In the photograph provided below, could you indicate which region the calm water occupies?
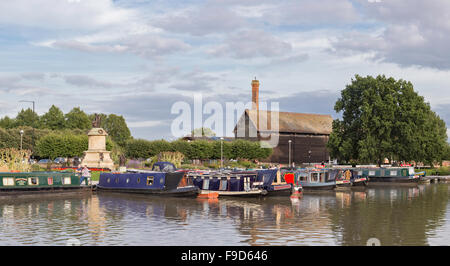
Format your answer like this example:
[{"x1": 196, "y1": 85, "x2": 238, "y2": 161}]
[{"x1": 0, "y1": 184, "x2": 449, "y2": 246}]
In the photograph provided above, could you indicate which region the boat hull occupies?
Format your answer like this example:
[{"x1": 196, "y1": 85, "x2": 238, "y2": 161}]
[
  {"x1": 96, "y1": 186, "x2": 199, "y2": 197},
  {"x1": 368, "y1": 176, "x2": 419, "y2": 185},
  {"x1": 299, "y1": 182, "x2": 336, "y2": 191}
]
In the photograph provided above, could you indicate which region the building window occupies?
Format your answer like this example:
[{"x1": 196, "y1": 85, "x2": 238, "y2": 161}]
[
  {"x1": 147, "y1": 176, "x2": 154, "y2": 186},
  {"x1": 3, "y1": 178, "x2": 14, "y2": 186}
]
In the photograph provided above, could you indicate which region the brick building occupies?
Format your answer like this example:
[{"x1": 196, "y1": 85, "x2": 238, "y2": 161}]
[{"x1": 234, "y1": 79, "x2": 333, "y2": 164}]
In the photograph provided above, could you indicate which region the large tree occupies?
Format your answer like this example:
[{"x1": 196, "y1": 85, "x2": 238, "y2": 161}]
[
  {"x1": 65, "y1": 107, "x2": 91, "y2": 130},
  {"x1": 15, "y1": 108, "x2": 39, "y2": 128},
  {"x1": 103, "y1": 114, "x2": 131, "y2": 146},
  {"x1": 328, "y1": 75, "x2": 448, "y2": 166},
  {"x1": 40, "y1": 105, "x2": 66, "y2": 130}
]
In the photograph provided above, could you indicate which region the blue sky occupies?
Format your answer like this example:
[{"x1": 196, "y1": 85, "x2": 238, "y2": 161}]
[{"x1": 0, "y1": 0, "x2": 449, "y2": 140}]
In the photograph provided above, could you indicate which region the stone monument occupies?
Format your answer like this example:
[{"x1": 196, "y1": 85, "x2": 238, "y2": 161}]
[{"x1": 81, "y1": 114, "x2": 114, "y2": 170}]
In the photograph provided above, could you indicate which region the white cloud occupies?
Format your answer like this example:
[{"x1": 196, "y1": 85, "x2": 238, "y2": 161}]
[
  {"x1": 0, "y1": 0, "x2": 135, "y2": 30},
  {"x1": 332, "y1": 0, "x2": 450, "y2": 69},
  {"x1": 128, "y1": 120, "x2": 165, "y2": 128},
  {"x1": 209, "y1": 30, "x2": 292, "y2": 59}
]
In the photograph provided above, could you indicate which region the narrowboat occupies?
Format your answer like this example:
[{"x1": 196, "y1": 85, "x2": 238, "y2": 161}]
[
  {"x1": 331, "y1": 168, "x2": 368, "y2": 187},
  {"x1": 350, "y1": 169, "x2": 369, "y2": 186},
  {"x1": 0, "y1": 171, "x2": 91, "y2": 195},
  {"x1": 355, "y1": 167, "x2": 419, "y2": 185},
  {"x1": 187, "y1": 169, "x2": 293, "y2": 197},
  {"x1": 283, "y1": 168, "x2": 336, "y2": 191},
  {"x1": 331, "y1": 169, "x2": 352, "y2": 189},
  {"x1": 97, "y1": 170, "x2": 199, "y2": 197}
]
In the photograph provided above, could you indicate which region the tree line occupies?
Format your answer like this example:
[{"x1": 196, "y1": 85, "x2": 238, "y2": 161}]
[
  {"x1": 0, "y1": 105, "x2": 131, "y2": 147},
  {"x1": 328, "y1": 75, "x2": 450, "y2": 166},
  {"x1": 125, "y1": 139, "x2": 272, "y2": 161}
]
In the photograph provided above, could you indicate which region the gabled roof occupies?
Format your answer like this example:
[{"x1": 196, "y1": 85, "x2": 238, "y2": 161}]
[{"x1": 234, "y1": 109, "x2": 333, "y2": 135}]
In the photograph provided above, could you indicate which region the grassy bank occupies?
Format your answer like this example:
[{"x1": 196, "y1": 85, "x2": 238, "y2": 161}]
[{"x1": 424, "y1": 167, "x2": 450, "y2": 176}]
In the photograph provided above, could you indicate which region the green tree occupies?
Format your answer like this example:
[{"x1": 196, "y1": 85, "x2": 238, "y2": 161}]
[
  {"x1": 0, "y1": 116, "x2": 15, "y2": 129},
  {"x1": 103, "y1": 114, "x2": 131, "y2": 146},
  {"x1": 191, "y1": 127, "x2": 216, "y2": 137},
  {"x1": 15, "y1": 108, "x2": 39, "y2": 128},
  {"x1": 65, "y1": 107, "x2": 91, "y2": 130},
  {"x1": 328, "y1": 75, "x2": 448, "y2": 165},
  {"x1": 40, "y1": 105, "x2": 66, "y2": 130}
]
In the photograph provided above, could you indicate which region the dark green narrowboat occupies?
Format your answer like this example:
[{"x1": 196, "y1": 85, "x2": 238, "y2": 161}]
[
  {"x1": 354, "y1": 167, "x2": 419, "y2": 185},
  {"x1": 0, "y1": 172, "x2": 92, "y2": 195}
]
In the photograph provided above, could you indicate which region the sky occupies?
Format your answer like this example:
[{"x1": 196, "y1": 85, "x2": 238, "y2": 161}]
[{"x1": 0, "y1": 0, "x2": 449, "y2": 140}]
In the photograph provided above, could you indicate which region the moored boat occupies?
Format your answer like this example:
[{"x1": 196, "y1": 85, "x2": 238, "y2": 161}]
[
  {"x1": 187, "y1": 169, "x2": 293, "y2": 197},
  {"x1": 355, "y1": 167, "x2": 419, "y2": 185},
  {"x1": 0, "y1": 171, "x2": 92, "y2": 195},
  {"x1": 284, "y1": 168, "x2": 336, "y2": 191},
  {"x1": 331, "y1": 169, "x2": 352, "y2": 189},
  {"x1": 97, "y1": 162, "x2": 198, "y2": 197}
]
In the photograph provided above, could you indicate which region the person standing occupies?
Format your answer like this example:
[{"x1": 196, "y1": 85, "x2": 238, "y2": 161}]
[{"x1": 80, "y1": 165, "x2": 91, "y2": 185}]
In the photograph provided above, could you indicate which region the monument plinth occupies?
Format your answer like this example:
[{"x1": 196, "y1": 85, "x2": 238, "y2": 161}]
[{"x1": 81, "y1": 128, "x2": 114, "y2": 170}]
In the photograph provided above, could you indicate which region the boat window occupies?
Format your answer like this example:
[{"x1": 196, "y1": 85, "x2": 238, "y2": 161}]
[
  {"x1": 299, "y1": 175, "x2": 307, "y2": 181},
  {"x1": 311, "y1": 173, "x2": 319, "y2": 183},
  {"x1": 320, "y1": 173, "x2": 325, "y2": 182},
  {"x1": 137, "y1": 178, "x2": 141, "y2": 184},
  {"x1": 358, "y1": 171, "x2": 363, "y2": 176},
  {"x1": 147, "y1": 176, "x2": 154, "y2": 186},
  {"x1": 63, "y1": 177, "x2": 71, "y2": 185},
  {"x1": 107, "y1": 178, "x2": 111, "y2": 183},
  {"x1": 126, "y1": 178, "x2": 130, "y2": 183},
  {"x1": 115, "y1": 178, "x2": 119, "y2": 183},
  {"x1": 28, "y1": 177, "x2": 39, "y2": 185},
  {"x1": 48, "y1": 177, "x2": 53, "y2": 185},
  {"x1": 408, "y1": 168, "x2": 414, "y2": 175},
  {"x1": 2, "y1": 178, "x2": 14, "y2": 186},
  {"x1": 369, "y1": 171, "x2": 375, "y2": 176},
  {"x1": 390, "y1": 171, "x2": 397, "y2": 176},
  {"x1": 219, "y1": 179, "x2": 227, "y2": 190},
  {"x1": 202, "y1": 179, "x2": 210, "y2": 190}
]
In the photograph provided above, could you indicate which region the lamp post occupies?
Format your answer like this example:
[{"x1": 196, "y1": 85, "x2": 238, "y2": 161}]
[
  {"x1": 19, "y1": 100, "x2": 36, "y2": 153},
  {"x1": 220, "y1": 137, "x2": 224, "y2": 169},
  {"x1": 20, "y1": 130, "x2": 24, "y2": 150},
  {"x1": 308, "y1": 150, "x2": 312, "y2": 166},
  {"x1": 288, "y1": 140, "x2": 292, "y2": 168}
]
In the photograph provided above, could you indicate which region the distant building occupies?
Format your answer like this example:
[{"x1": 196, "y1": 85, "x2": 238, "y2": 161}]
[{"x1": 234, "y1": 79, "x2": 333, "y2": 164}]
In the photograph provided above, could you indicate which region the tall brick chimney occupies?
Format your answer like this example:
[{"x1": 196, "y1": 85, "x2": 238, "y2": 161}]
[{"x1": 251, "y1": 78, "x2": 259, "y2": 110}]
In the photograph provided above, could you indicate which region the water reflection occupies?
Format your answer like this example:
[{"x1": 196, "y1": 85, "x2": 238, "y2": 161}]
[{"x1": 0, "y1": 184, "x2": 448, "y2": 246}]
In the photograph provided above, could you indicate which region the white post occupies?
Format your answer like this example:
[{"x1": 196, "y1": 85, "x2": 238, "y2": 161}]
[{"x1": 220, "y1": 137, "x2": 224, "y2": 169}]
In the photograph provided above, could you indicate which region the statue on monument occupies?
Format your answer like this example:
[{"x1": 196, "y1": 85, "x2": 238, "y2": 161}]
[
  {"x1": 81, "y1": 113, "x2": 114, "y2": 170},
  {"x1": 92, "y1": 113, "x2": 102, "y2": 128}
]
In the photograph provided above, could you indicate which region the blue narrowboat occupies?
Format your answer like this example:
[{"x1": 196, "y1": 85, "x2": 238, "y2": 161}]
[
  {"x1": 97, "y1": 169, "x2": 199, "y2": 197},
  {"x1": 187, "y1": 169, "x2": 293, "y2": 197}
]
